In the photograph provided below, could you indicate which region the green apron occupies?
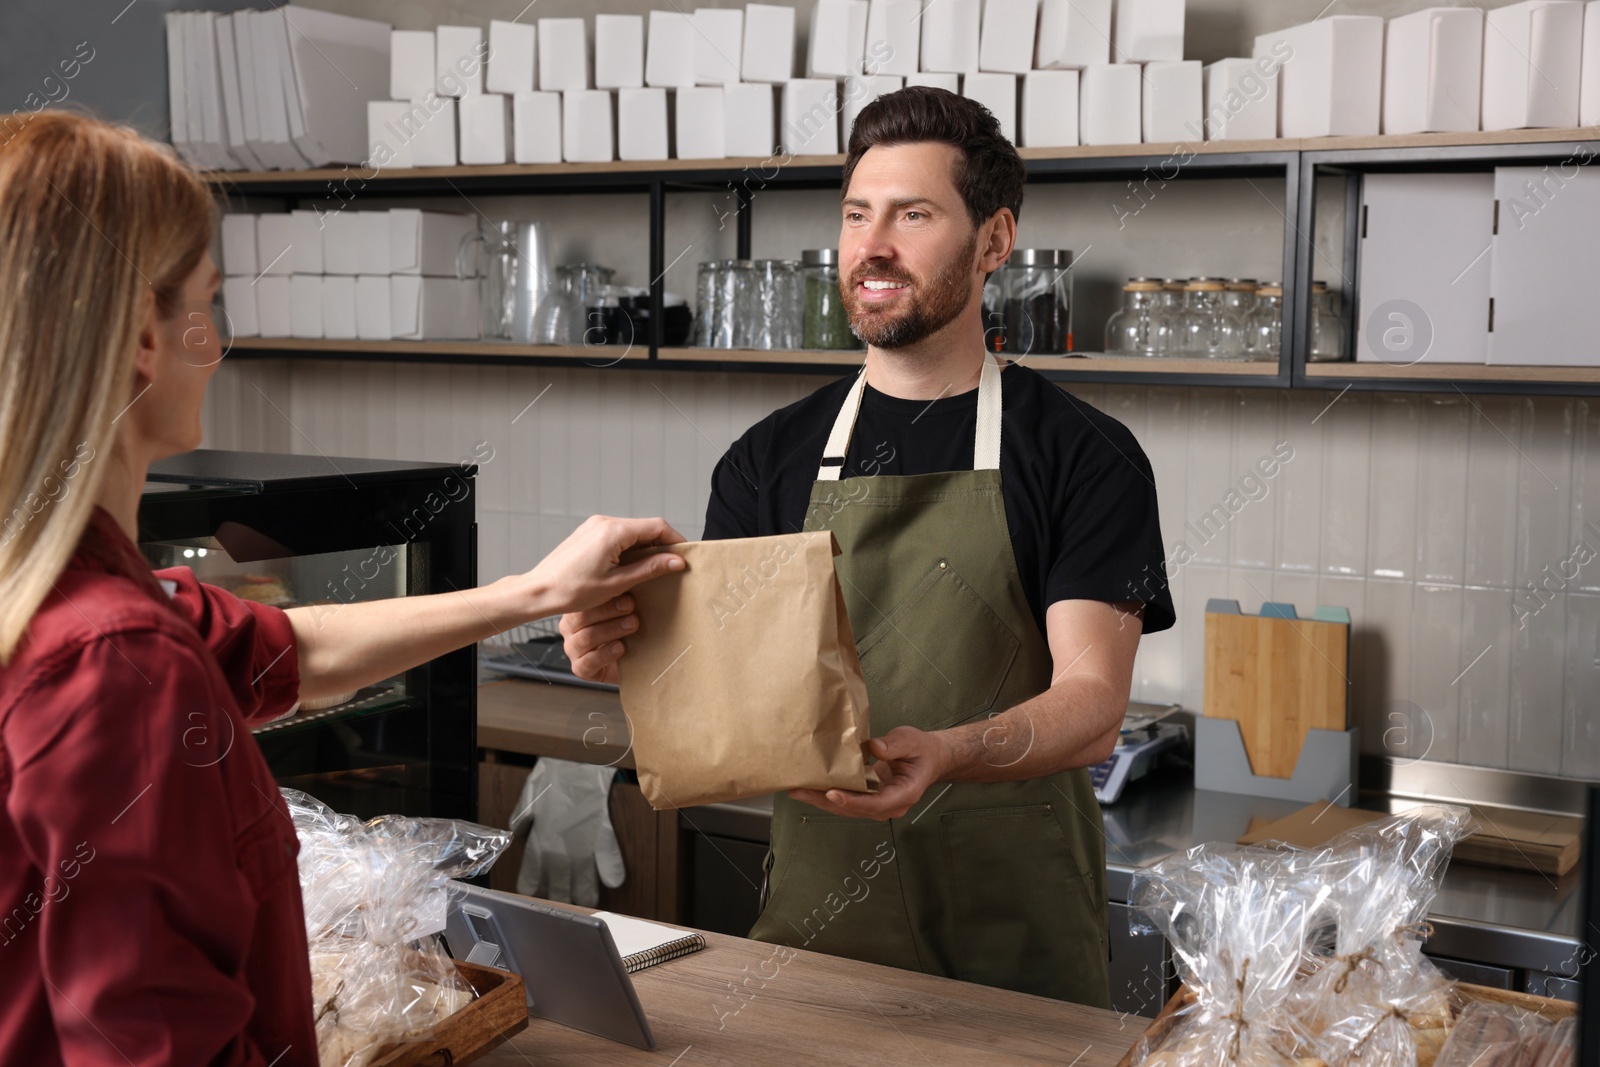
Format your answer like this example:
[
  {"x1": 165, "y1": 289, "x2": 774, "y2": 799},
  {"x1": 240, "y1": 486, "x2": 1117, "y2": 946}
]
[{"x1": 747, "y1": 353, "x2": 1111, "y2": 1008}]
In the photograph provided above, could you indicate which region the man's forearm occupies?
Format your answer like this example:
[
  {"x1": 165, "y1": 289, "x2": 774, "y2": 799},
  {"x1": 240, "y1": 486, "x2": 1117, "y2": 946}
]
[{"x1": 936, "y1": 676, "x2": 1126, "y2": 784}]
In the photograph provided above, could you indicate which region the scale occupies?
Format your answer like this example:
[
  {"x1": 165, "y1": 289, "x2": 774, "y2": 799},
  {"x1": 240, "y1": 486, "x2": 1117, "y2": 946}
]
[{"x1": 1090, "y1": 702, "x2": 1187, "y2": 805}]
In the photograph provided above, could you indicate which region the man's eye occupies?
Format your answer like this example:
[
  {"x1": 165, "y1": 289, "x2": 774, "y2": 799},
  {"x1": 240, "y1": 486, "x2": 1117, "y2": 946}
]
[{"x1": 905, "y1": 211, "x2": 923, "y2": 221}]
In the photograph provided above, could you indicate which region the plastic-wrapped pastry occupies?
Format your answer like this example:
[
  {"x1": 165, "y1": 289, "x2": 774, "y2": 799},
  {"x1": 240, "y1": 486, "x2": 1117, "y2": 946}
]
[
  {"x1": 1432, "y1": 1001, "x2": 1550, "y2": 1067},
  {"x1": 285, "y1": 789, "x2": 510, "y2": 1067}
]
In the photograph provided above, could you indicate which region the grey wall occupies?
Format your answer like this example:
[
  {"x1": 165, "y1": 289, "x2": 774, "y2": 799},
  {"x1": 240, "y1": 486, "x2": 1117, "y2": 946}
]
[{"x1": 0, "y1": 0, "x2": 265, "y2": 139}]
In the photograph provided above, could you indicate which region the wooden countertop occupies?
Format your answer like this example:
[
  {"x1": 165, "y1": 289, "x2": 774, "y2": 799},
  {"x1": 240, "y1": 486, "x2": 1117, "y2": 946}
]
[
  {"x1": 478, "y1": 678, "x2": 632, "y2": 768},
  {"x1": 475, "y1": 916, "x2": 1139, "y2": 1066}
]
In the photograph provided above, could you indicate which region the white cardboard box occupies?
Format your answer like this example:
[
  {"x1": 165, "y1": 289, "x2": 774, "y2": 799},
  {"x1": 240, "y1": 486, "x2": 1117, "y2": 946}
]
[
  {"x1": 1079, "y1": 63, "x2": 1141, "y2": 145},
  {"x1": 391, "y1": 276, "x2": 481, "y2": 340},
  {"x1": 322, "y1": 274, "x2": 358, "y2": 340},
  {"x1": 1357, "y1": 173, "x2": 1493, "y2": 364},
  {"x1": 1382, "y1": 8, "x2": 1482, "y2": 134},
  {"x1": 1482, "y1": 1, "x2": 1585, "y2": 130},
  {"x1": 563, "y1": 89, "x2": 615, "y2": 162},
  {"x1": 1586, "y1": 1, "x2": 1600, "y2": 126},
  {"x1": 1036, "y1": 0, "x2": 1111, "y2": 69},
  {"x1": 809, "y1": 0, "x2": 869, "y2": 78},
  {"x1": 356, "y1": 211, "x2": 390, "y2": 275},
  {"x1": 595, "y1": 14, "x2": 644, "y2": 89},
  {"x1": 694, "y1": 9, "x2": 744, "y2": 84},
  {"x1": 980, "y1": 0, "x2": 1039, "y2": 74},
  {"x1": 865, "y1": 0, "x2": 919, "y2": 75},
  {"x1": 962, "y1": 73, "x2": 1018, "y2": 141},
  {"x1": 221, "y1": 277, "x2": 259, "y2": 337},
  {"x1": 367, "y1": 101, "x2": 416, "y2": 169},
  {"x1": 289, "y1": 274, "x2": 323, "y2": 339},
  {"x1": 743, "y1": 4, "x2": 796, "y2": 83},
  {"x1": 322, "y1": 210, "x2": 363, "y2": 275},
  {"x1": 355, "y1": 275, "x2": 392, "y2": 340},
  {"x1": 1488, "y1": 166, "x2": 1600, "y2": 365},
  {"x1": 1253, "y1": 17, "x2": 1383, "y2": 138},
  {"x1": 843, "y1": 74, "x2": 903, "y2": 141},
  {"x1": 256, "y1": 214, "x2": 295, "y2": 275},
  {"x1": 646, "y1": 11, "x2": 697, "y2": 88},
  {"x1": 486, "y1": 19, "x2": 536, "y2": 96},
  {"x1": 459, "y1": 93, "x2": 510, "y2": 165},
  {"x1": 1201, "y1": 58, "x2": 1278, "y2": 140},
  {"x1": 676, "y1": 85, "x2": 727, "y2": 158},
  {"x1": 1114, "y1": 0, "x2": 1185, "y2": 63},
  {"x1": 221, "y1": 213, "x2": 257, "y2": 277},
  {"x1": 513, "y1": 91, "x2": 563, "y2": 163},
  {"x1": 618, "y1": 87, "x2": 669, "y2": 160},
  {"x1": 1142, "y1": 60, "x2": 1201, "y2": 143},
  {"x1": 920, "y1": 0, "x2": 980, "y2": 74},
  {"x1": 409, "y1": 97, "x2": 458, "y2": 166},
  {"x1": 289, "y1": 209, "x2": 323, "y2": 274},
  {"x1": 538, "y1": 18, "x2": 589, "y2": 92},
  {"x1": 1022, "y1": 69, "x2": 1079, "y2": 146},
  {"x1": 782, "y1": 79, "x2": 840, "y2": 155},
  {"x1": 436, "y1": 25, "x2": 485, "y2": 97},
  {"x1": 256, "y1": 275, "x2": 292, "y2": 337},
  {"x1": 905, "y1": 71, "x2": 960, "y2": 92},
  {"x1": 389, "y1": 210, "x2": 478, "y2": 277},
  {"x1": 724, "y1": 82, "x2": 776, "y2": 156},
  {"x1": 390, "y1": 30, "x2": 434, "y2": 101}
]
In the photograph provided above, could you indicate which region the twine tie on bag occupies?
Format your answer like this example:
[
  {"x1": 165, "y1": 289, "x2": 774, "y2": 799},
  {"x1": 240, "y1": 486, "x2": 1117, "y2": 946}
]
[
  {"x1": 1223, "y1": 958, "x2": 1252, "y2": 1061},
  {"x1": 1331, "y1": 946, "x2": 1383, "y2": 993}
]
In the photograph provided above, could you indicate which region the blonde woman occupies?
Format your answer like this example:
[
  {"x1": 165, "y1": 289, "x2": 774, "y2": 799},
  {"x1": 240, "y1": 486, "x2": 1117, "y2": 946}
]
[{"x1": 0, "y1": 112, "x2": 683, "y2": 1066}]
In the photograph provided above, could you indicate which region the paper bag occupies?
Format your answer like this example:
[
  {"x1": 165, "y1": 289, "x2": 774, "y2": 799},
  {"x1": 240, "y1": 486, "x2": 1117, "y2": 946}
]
[{"x1": 616, "y1": 531, "x2": 877, "y2": 810}]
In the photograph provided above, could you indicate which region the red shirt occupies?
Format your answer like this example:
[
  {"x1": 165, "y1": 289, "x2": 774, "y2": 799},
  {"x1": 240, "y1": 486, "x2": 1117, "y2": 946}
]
[{"x1": 0, "y1": 507, "x2": 316, "y2": 1066}]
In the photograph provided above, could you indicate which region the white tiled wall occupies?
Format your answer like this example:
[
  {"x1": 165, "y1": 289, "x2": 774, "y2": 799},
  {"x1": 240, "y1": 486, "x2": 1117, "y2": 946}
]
[{"x1": 204, "y1": 361, "x2": 1600, "y2": 778}]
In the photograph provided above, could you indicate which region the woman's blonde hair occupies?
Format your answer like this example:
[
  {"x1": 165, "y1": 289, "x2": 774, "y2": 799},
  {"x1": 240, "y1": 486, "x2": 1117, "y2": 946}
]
[{"x1": 0, "y1": 111, "x2": 213, "y2": 663}]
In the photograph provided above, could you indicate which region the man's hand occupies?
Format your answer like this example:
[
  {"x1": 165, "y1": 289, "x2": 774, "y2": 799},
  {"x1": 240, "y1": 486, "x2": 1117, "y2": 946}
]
[
  {"x1": 560, "y1": 597, "x2": 641, "y2": 685},
  {"x1": 788, "y1": 725, "x2": 951, "y2": 821}
]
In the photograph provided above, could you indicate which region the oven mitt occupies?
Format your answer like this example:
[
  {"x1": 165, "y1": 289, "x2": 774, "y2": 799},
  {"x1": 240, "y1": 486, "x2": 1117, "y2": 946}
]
[{"x1": 508, "y1": 758, "x2": 625, "y2": 906}]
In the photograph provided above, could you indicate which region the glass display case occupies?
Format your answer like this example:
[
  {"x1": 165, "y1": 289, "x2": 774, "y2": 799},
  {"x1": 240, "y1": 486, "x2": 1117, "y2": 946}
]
[{"x1": 139, "y1": 449, "x2": 478, "y2": 821}]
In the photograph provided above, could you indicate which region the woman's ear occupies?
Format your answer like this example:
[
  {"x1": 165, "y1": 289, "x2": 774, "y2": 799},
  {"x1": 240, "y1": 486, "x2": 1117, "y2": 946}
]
[{"x1": 131, "y1": 291, "x2": 160, "y2": 386}]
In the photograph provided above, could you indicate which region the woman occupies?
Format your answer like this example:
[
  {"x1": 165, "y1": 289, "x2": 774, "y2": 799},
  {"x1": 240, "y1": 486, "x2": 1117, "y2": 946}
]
[{"x1": 0, "y1": 112, "x2": 681, "y2": 1066}]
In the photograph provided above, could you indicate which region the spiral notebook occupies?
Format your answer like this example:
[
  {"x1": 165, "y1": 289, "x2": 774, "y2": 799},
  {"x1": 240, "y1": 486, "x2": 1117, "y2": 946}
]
[{"x1": 593, "y1": 912, "x2": 706, "y2": 972}]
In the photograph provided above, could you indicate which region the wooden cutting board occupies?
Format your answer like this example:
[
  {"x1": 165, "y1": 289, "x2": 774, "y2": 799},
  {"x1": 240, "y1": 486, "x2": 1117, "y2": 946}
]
[{"x1": 1203, "y1": 603, "x2": 1349, "y2": 779}]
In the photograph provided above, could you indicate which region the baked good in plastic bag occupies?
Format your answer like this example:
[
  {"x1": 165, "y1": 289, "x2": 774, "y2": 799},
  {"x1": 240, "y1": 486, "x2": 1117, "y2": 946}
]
[
  {"x1": 1433, "y1": 1000, "x2": 1552, "y2": 1067},
  {"x1": 1282, "y1": 805, "x2": 1473, "y2": 1065},
  {"x1": 284, "y1": 789, "x2": 511, "y2": 1067},
  {"x1": 1128, "y1": 843, "x2": 1336, "y2": 1065}
]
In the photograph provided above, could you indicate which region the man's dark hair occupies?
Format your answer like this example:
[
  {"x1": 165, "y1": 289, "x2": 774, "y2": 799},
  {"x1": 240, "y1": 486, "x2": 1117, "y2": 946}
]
[{"x1": 841, "y1": 86, "x2": 1026, "y2": 229}]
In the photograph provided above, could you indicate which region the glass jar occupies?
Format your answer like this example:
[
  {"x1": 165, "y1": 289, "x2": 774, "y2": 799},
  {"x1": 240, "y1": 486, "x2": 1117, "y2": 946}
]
[
  {"x1": 1248, "y1": 283, "x2": 1283, "y2": 359},
  {"x1": 1000, "y1": 249, "x2": 1072, "y2": 355},
  {"x1": 1180, "y1": 279, "x2": 1246, "y2": 358},
  {"x1": 1309, "y1": 281, "x2": 1347, "y2": 362},
  {"x1": 1104, "y1": 280, "x2": 1165, "y2": 356},
  {"x1": 1156, "y1": 279, "x2": 1188, "y2": 355},
  {"x1": 725, "y1": 260, "x2": 758, "y2": 348},
  {"x1": 476, "y1": 221, "x2": 519, "y2": 340},
  {"x1": 748, "y1": 259, "x2": 802, "y2": 350},
  {"x1": 799, "y1": 249, "x2": 861, "y2": 350},
  {"x1": 693, "y1": 260, "x2": 722, "y2": 347},
  {"x1": 533, "y1": 263, "x2": 615, "y2": 345},
  {"x1": 1223, "y1": 280, "x2": 1258, "y2": 354}
]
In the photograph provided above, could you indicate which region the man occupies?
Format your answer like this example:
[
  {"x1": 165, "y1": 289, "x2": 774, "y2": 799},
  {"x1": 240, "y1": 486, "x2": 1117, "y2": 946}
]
[{"x1": 562, "y1": 87, "x2": 1175, "y2": 1008}]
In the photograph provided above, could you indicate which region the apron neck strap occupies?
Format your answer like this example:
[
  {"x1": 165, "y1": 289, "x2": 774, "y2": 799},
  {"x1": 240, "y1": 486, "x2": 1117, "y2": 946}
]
[{"x1": 816, "y1": 353, "x2": 1003, "y2": 482}]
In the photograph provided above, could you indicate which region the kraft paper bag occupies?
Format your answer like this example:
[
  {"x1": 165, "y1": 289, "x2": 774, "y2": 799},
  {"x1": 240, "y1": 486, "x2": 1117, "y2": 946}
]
[{"x1": 616, "y1": 531, "x2": 877, "y2": 810}]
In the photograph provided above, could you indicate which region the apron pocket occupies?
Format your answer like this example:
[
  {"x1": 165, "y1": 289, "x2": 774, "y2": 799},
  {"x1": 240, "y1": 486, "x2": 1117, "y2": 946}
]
[
  {"x1": 754, "y1": 816, "x2": 921, "y2": 972},
  {"x1": 856, "y1": 560, "x2": 1021, "y2": 732},
  {"x1": 938, "y1": 804, "x2": 1105, "y2": 1000}
]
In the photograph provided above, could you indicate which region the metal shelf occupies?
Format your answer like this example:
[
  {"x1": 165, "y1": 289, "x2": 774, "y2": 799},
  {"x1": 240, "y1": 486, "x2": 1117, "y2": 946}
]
[{"x1": 210, "y1": 130, "x2": 1600, "y2": 394}]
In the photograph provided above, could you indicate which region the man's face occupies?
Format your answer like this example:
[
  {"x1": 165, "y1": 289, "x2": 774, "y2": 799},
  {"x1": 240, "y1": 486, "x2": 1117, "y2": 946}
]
[{"x1": 838, "y1": 142, "x2": 982, "y2": 350}]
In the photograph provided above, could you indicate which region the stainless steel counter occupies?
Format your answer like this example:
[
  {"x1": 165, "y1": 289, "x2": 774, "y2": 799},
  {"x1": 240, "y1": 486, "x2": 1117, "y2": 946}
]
[{"x1": 685, "y1": 768, "x2": 1586, "y2": 985}]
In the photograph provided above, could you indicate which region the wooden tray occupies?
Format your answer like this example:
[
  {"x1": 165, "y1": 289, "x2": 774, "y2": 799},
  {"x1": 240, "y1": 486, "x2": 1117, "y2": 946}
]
[
  {"x1": 1114, "y1": 980, "x2": 1575, "y2": 1066},
  {"x1": 369, "y1": 961, "x2": 528, "y2": 1067}
]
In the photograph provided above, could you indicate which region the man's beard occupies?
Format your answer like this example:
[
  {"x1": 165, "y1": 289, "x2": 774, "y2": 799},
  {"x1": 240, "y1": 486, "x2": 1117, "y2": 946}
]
[{"x1": 841, "y1": 232, "x2": 979, "y2": 350}]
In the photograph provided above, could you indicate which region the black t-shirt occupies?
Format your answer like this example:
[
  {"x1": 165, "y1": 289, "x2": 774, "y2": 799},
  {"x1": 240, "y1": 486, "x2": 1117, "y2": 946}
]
[{"x1": 703, "y1": 362, "x2": 1176, "y2": 636}]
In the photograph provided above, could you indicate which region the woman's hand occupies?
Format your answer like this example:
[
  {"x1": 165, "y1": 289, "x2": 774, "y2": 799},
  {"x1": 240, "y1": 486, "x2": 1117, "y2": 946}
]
[{"x1": 517, "y1": 515, "x2": 686, "y2": 621}]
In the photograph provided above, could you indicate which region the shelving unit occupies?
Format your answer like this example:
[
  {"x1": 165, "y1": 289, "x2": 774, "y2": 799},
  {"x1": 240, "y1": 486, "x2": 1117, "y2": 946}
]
[{"x1": 210, "y1": 128, "x2": 1600, "y2": 395}]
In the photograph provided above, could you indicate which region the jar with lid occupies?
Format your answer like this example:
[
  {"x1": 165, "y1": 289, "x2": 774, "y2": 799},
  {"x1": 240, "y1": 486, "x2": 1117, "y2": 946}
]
[
  {"x1": 1156, "y1": 279, "x2": 1188, "y2": 354},
  {"x1": 1223, "y1": 280, "x2": 1258, "y2": 353},
  {"x1": 1104, "y1": 279, "x2": 1165, "y2": 357},
  {"x1": 693, "y1": 261, "x2": 723, "y2": 346},
  {"x1": 1308, "y1": 281, "x2": 1347, "y2": 362},
  {"x1": 1000, "y1": 249, "x2": 1072, "y2": 355},
  {"x1": 1179, "y1": 278, "x2": 1246, "y2": 358},
  {"x1": 1247, "y1": 283, "x2": 1283, "y2": 359},
  {"x1": 750, "y1": 259, "x2": 803, "y2": 350},
  {"x1": 799, "y1": 249, "x2": 862, "y2": 350}
]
